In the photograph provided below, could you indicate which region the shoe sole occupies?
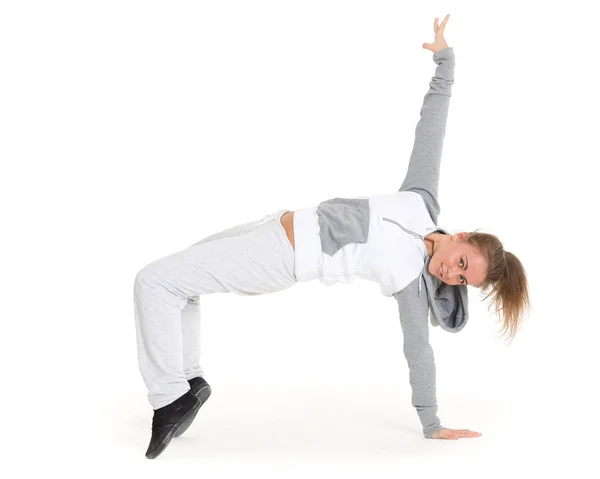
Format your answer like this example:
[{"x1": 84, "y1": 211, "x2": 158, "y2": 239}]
[
  {"x1": 145, "y1": 398, "x2": 202, "y2": 460},
  {"x1": 172, "y1": 385, "x2": 211, "y2": 438}
]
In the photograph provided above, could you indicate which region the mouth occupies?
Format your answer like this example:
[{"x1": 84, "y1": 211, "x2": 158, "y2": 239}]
[{"x1": 439, "y1": 263, "x2": 444, "y2": 278}]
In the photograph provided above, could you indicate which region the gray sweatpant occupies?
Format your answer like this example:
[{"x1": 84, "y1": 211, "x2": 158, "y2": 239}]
[{"x1": 133, "y1": 209, "x2": 297, "y2": 409}]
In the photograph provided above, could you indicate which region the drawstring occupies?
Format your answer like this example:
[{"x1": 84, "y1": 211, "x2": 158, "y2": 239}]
[
  {"x1": 418, "y1": 261, "x2": 426, "y2": 297},
  {"x1": 381, "y1": 216, "x2": 435, "y2": 298},
  {"x1": 407, "y1": 224, "x2": 427, "y2": 297},
  {"x1": 405, "y1": 227, "x2": 427, "y2": 297},
  {"x1": 412, "y1": 230, "x2": 427, "y2": 297}
]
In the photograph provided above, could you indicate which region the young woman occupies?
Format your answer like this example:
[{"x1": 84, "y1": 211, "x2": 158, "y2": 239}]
[{"x1": 134, "y1": 14, "x2": 530, "y2": 459}]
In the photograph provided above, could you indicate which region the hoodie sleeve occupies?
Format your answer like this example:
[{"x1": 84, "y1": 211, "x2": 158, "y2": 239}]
[
  {"x1": 398, "y1": 47, "x2": 455, "y2": 225},
  {"x1": 393, "y1": 277, "x2": 445, "y2": 439}
]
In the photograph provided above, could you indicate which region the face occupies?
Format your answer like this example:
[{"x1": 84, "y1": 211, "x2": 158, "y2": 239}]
[{"x1": 428, "y1": 233, "x2": 487, "y2": 287}]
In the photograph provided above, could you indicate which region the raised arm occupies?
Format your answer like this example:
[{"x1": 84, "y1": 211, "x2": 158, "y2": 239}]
[{"x1": 399, "y1": 17, "x2": 455, "y2": 224}]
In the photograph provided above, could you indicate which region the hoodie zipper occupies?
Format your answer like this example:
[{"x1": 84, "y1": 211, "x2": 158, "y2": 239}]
[
  {"x1": 382, "y1": 217, "x2": 424, "y2": 240},
  {"x1": 382, "y1": 216, "x2": 428, "y2": 296}
]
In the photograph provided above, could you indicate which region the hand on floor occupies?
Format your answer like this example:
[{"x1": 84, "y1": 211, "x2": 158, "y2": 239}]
[{"x1": 431, "y1": 428, "x2": 482, "y2": 440}]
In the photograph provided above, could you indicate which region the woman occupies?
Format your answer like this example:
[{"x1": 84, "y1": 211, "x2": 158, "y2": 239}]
[{"x1": 134, "y1": 14, "x2": 530, "y2": 459}]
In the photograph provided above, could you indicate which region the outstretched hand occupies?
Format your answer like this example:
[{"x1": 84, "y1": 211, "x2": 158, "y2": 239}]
[
  {"x1": 431, "y1": 428, "x2": 482, "y2": 440},
  {"x1": 422, "y1": 14, "x2": 450, "y2": 54}
]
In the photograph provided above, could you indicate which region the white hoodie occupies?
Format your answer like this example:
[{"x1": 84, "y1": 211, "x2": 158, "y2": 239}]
[{"x1": 291, "y1": 47, "x2": 469, "y2": 439}]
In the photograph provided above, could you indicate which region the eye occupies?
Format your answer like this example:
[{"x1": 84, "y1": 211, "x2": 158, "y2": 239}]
[
  {"x1": 459, "y1": 258, "x2": 464, "y2": 267},
  {"x1": 459, "y1": 276, "x2": 465, "y2": 284}
]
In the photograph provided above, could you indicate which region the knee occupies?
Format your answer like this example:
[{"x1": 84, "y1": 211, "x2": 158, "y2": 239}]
[{"x1": 134, "y1": 264, "x2": 163, "y2": 293}]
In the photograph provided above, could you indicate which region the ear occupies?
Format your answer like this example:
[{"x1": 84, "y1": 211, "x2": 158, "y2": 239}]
[{"x1": 455, "y1": 232, "x2": 469, "y2": 241}]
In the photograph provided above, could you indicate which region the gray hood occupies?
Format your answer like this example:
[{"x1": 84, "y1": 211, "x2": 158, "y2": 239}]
[
  {"x1": 419, "y1": 227, "x2": 469, "y2": 333},
  {"x1": 386, "y1": 217, "x2": 469, "y2": 333},
  {"x1": 421, "y1": 251, "x2": 469, "y2": 332}
]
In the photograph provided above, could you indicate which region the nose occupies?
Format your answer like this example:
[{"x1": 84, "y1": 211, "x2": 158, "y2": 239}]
[{"x1": 445, "y1": 264, "x2": 458, "y2": 279}]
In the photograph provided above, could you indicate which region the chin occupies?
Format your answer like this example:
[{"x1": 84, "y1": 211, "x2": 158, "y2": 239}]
[
  {"x1": 431, "y1": 260, "x2": 443, "y2": 281},
  {"x1": 428, "y1": 260, "x2": 438, "y2": 278}
]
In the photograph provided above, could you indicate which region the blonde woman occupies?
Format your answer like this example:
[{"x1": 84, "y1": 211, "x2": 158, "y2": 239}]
[{"x1": 134, "y1": 14, "x2": 530, "y2": 459}]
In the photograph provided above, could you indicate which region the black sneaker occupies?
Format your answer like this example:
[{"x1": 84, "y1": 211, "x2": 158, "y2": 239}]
[
  {"x1": 173, "y1": 377, "x2": 212, "y2": 438},
  {"x1": 145, "y1": 390, "x2": 201, "y2": 459}
]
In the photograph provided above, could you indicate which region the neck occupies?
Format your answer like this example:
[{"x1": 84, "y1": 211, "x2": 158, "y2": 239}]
[{"x1": 424, "y1": 233, "x2": 443, "y2": 257}]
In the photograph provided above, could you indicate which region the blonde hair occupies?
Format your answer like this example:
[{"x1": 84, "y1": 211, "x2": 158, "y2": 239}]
[{"x1": 462, "y1": 230, "x2": 531, "y2": 344}]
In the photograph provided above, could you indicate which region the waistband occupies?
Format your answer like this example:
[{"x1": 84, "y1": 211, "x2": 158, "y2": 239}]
[{"x1": 292, "y1": 205, "x2": 321, "y2": 282}]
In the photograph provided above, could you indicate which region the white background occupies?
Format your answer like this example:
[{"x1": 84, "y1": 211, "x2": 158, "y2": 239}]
[{"x1": 1, "y1": 0, "x2": 598, "y2": 476}]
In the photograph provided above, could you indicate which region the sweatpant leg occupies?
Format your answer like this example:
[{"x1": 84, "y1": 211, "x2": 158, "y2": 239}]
[
  {"x1": 180, "y1": 210, "x2": 286, "y2": 382},
  {"x1": 133, "y1": 209, "x2": 296, "y2": 409},
  {"x1": 181, "y1": 296, "x2": 204, "y2": 381}
]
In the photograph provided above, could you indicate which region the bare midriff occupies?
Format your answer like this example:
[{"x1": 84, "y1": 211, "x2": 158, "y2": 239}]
[{"x1": 280, "y1": 211, "x2": 295, "y2": 250}]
